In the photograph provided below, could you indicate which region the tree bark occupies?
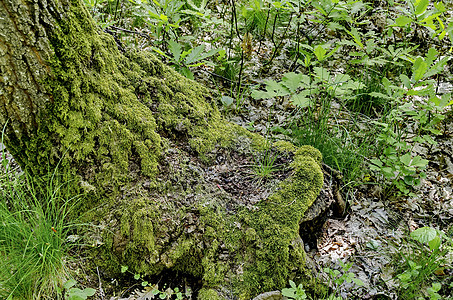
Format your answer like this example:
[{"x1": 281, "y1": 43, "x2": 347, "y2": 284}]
[{"x1": 0, "y1": 0, "x2": 324, "y2": 298}]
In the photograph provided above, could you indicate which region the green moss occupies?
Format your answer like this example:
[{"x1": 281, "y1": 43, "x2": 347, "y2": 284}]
[
  {"x1": 6, "y1": 0, "x2": 325, "y2": 297},
  {"x1": 191, "y1": 146, "x2": 323, "y2": 299},
  {"x1": 294, "y1": 145, "x2": 323, "y2": 165},
  {"x1": 198, "y1": 288, "x2": 222, "y2": 300}
]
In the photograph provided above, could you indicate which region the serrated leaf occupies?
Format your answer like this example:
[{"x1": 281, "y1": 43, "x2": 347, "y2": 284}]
[
  {"x1": 425, "y1": 56, "x2": 450, "y2": 78},
  {"x1": 291, "y1": 93, "x2": 311, "y2": 108},
  {"x1": 333, "y1": 73, "x2": 350, "y2": 83},
  {"x1": 134, "y1": 274, "x2": 141, "y2": 280},
  {"x1": 168, "y1": 40, "x2": 182, "y2": 62},
  {"x1": 369, "y1": 92, "x2": 393, "y2": 100},
  {"x1": 314, "y1": 45, "x2": 327, "y2": 61},
  {"x1": 395, "y1": 15, "x2": 412, "y2": 26},
  {"x1": 265, "y1": 80, "x2": 290, "y2": 96},
  {"x1": 412, "y1": 57, "x2": 428, "y2": 82},
  {"x1": 251, "y1": 89, "x2": 275, "y2": 100},
  {"x1": 313, "y1": 67, "x2": 330, "y2": 81},
  {"x1": 281, "y1": 72, "x2": 309, "y2": 93},
  {"x1": 185, "y1": 45, "x2": 204, "y2": 64},
  {"x1": 121, "y1": 266, "x2": 128, "y2": 273},
  {"x1": 425, "y1": 47, "x2": 438, "y2": 66}
]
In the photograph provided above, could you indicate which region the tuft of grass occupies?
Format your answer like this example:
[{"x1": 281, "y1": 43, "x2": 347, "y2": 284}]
[
  {"x1": 252, "y1": 149, "x2": 279, "y2": 180},
  {"x1": 0, "y1": 160, "x2": 82, "y2": 299}
]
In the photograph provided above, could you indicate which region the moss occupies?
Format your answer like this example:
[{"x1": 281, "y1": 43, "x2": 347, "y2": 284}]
[
  {"x1": 6, "y1": 0, "x2": 325, "y2": 297},
  {"x1": 273, "y1": 140, "x2": 298, "y2": 153},
  {"x1": 294, "y1": 145, "x2": 323, "y2": 165},
  {"x1": 190, "y1": 146, "x2": 323, "y2": 299},
  {"x1": 198, "y1": 288, "x2": 222, "y2": 300}
]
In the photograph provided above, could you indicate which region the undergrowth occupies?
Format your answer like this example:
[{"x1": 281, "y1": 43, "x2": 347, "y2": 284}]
[{"x1": 0, "y1": 148, "x2": 86, "y2": 299}]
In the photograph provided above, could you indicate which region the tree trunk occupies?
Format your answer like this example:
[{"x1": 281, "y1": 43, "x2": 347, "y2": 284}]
[{"x1": 0, "y1": 0, "x2": 323, "y2": 298}]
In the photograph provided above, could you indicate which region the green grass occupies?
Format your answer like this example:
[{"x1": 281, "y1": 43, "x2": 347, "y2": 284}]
[{"x1": 0, "y1": 164, "x2": 81, "y2": 300}]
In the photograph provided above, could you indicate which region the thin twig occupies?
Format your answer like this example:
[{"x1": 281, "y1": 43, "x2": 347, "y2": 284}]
[{"x1": 108, "y1": 25, "x2": 153, "y2": 41}]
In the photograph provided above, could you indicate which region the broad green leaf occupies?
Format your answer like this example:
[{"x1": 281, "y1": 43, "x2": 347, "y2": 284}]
[
  {"x1": 64, "y1": 279, "x2": 77, "y2": 290},
  {"x1": 314, "y1": 45, "x2": 327, "y2": 61},
  {"x1": 395, "y1": 15, "x2": 412, "y2": 26},
  {"x1": 220, "y1": 96, "x2": 234, "y2": 107},
  {"x1": 185, "y1": 45, "x2": 205, "y2": 64},
  {"x1": 333, "y1": 73, "x2": 350, "y2": 83},
  {"x1": 411, "y1": 155, "x2": 428, "y2": 167},
  {"x1": 347, "y1": 27, "x2": 364, "y2": 48},
  {"x1": 412, "y1": 57, "x2": 428, "y2": 82},
  {"x1": 281, "y1": 72, "x2": 310, "y2": 92},
  {"x1": 291, "y1": 92, "x2": 311, "y2": 108},
  {"x1": 198, "y1": 48, "x2": 219, "y2": 61},
  {"x1": 411, "y1": 226, "x2": 437, "y2": 244},
  {"x1": 425, "y1": 47, "x2": 438, "y2": 66},
  {"x1": 369, "y1": 92, "x2": 394, "y2": 100},
  {"x1": 425, "y1": 56, "x2": 450, "y2": 77},
  {"x1": 159, "y1": 14, "x2": 168, "y2": 22},
  {"x1": 251, "y1": 89, "x2": 275, "y2": 99},
  {"x1": 121, "y1": 265, "x2": 128, "y2": 273},
  {"x1": 168, "y1": 40, "x2": 182, "y2": 62},
  {"x1": 134, "y1": 274, "x2": 140, "y2": 280},
  {"x1": 313, "y1": 67, "x2": 330, "y2": 81},
  {"x1": 434, "y1": 1, "x2": 446, "y2": 12},
  {"x1": 281, "y1": 288, "x2": 296, "y2": 298},
  {"x1": 179, "y1": 67, "x2": 194, "y2": 79},
  {"x1": 430, "y1": 93, "x2": 452, "y2": 108},
  {"x1": 400, "y1": 153, "x2": 412, "y2": 166},
  {"x1": 428, "y1": 236, "x2": 441, "y2": 251},
  {"x1": 415, "y1": 0, "x2": 429, "y2": 15}
]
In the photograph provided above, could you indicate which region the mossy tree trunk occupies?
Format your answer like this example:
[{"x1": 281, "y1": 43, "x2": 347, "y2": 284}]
[{"x1": 0, "y1": 0, "x2": 323, "y2": 298}]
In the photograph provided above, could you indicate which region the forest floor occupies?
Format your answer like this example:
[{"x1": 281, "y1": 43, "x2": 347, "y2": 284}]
[
  {"x1": 2, "y1": 1, "x2": 453, "y2": 298},
  {"x1": 210, "y1": 74, "x2": 453, "y2": 300}
]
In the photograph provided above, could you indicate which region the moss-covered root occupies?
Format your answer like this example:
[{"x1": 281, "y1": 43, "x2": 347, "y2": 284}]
[{"x1": 198, "y1": 145, "x2": 324, "y2": 299}]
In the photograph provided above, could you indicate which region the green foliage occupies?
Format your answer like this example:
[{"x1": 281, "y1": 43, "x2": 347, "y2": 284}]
[
  {"x1": 281, "y1": 261, "x2": 364, "y2": 300},
  {"x1": 394, "y1": 227, "x2": 452, "y2": 299},
  {"x1": 281, "y1": 280, "x2": 307, "y2": 300},
  {"x1": 153, "y1": 39, "x2": 219, "y2": 78},
  {"x1": 63, "y1": 279, "x2": 96, "y2": 300},
  {"x1": 0, "y1": 161, "x2": 82, "y2": 299},
  {"x1": 252, "y1": 148, "x2": 279, "y2": 179},
  {"x1": 120, "y1": 266, "x2": 186, "y2": 299},
  {"x1": 369, "y1": 47, "x2": 451, "y2": 195}
]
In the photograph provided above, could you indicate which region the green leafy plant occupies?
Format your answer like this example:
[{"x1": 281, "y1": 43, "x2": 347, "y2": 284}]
[
  {"x1": 63, "y1": 279, "x2": 96, "y2": 300},
  {"x1": 153, "y1": 39, "x2": 219, "y2": 78},
  {"x1": 281, "y1": 280, "x2": 307, "y2": 300},
  {"x1": 252, "y1": 148, "x2": 279, "y2": 179},
  {"x1": 395, "y1": 227, "x2": 452, "y2": 299},
  {"x1": 369, "y1": 47, "x2": 451, "y2": 195},
  {"x1": 120, "y1": 265, "x2": 187, "y2": 299},
  {"x1": 323, "y1": 260, "x2": 364, "y2": 298}
]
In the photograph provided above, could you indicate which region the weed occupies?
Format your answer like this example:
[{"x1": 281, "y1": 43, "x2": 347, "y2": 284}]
[
  {"x1": 0, "y1": 170, "x2": 83, "y2": 299},
  {"x1": 0, "y1": 125, "x2": 85, "y2": 299},
  {"x1": 394, "y1": 227, "x2": 452, "y2": 299}
]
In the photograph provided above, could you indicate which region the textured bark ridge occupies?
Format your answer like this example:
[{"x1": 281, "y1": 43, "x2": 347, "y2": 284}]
[{"x1": 0, "y1": 0, "x2": 323, "y2": 298}]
